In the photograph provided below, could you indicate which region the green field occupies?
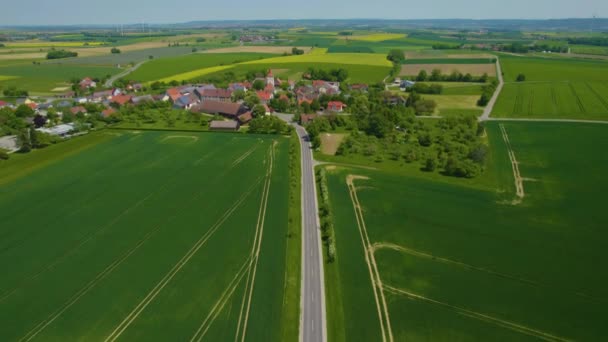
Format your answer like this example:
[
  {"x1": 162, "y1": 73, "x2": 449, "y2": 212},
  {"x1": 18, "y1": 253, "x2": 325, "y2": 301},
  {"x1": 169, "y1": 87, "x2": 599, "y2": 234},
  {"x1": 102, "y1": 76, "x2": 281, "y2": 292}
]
[
  {"x1": 500, "y1": 55, "x2": 608, "y2": 82},
  {"x1": 130, "y1": 53, "x2": 276, "y2": 83},
  {"x1": 403, "y1": 58, "x2": 496, "y2": 64},
  {"x1": 323, "y1": 121, "x2": 608, "y2": 341},
  {"x1": 0, "y1": 130, "x2": 297, "y2": 341},
  {"x1": 241, "y1": 53, "x2": 392, "y2": 67},
  {"x1": 493, "y1": 81, "x2": 608, "y2": 119},
  {"x1": 0, "y1": 63, "x2": 119, "y2": 93},
  {"x1": 45, "y1": 47, "x2": 196, "y2": 66}
]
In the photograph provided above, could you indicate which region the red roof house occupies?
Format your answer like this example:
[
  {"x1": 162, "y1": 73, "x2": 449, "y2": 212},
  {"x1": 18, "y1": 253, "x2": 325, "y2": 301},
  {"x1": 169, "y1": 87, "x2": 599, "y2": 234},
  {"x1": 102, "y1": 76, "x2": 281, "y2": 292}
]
[
  {"x1": 70, "y1": 106, "x2": 87, "y2": 115},
  {"x1": 111, "y1": 95, "x2": 133, "y2": 106},
  {"x1": 327, "y1": 101, "x2": 346, "y2": 112},
  {"x1": 102, "y1": 108, "x2": 116, "y2": 118},
  {"x1": 256, "y1": 91, "x2": 273, "y2": 103}
]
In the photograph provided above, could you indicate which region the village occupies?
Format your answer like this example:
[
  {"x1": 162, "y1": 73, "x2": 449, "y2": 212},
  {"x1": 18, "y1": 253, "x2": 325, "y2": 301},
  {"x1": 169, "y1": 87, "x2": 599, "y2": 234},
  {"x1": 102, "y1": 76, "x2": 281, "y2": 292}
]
[{"x1": 0, "y1": 69, "x2": 360, "y2": 140}]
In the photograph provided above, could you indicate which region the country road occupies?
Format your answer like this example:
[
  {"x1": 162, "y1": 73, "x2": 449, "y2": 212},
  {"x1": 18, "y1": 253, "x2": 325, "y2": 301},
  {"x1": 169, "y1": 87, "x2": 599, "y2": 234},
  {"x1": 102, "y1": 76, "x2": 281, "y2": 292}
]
[
  {"x1": 104, "y1": 60, "x2": 147, "y2": 88},
  {"x1": 294, "y1": 123, "x2": 326, "y2": 342},
  {"x1": 479, "y1": 58, "x2": 504, "y2": 121}
]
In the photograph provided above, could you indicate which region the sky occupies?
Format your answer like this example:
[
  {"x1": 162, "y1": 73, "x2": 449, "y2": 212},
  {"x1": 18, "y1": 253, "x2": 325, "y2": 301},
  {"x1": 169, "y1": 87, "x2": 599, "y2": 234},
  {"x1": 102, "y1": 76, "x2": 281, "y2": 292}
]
[{"x1": 0, "y1": 0, "x2": 606, "y2": 25}]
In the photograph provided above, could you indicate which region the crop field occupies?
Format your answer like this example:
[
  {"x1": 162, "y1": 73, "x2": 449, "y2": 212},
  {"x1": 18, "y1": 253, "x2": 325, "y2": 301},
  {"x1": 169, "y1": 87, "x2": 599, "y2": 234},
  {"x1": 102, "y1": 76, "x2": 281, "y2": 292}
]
[
  {"x1": 403, "y1": 58, "x2": 496, "y2": 64},
  {"x1": 241, "y1": 53, "x2": 393, "y2": 67},
  {"x1": 0, "y1": 130, "x2": 296, "y2": 341},
  {"x1": 338, "y1": 33, "x2": 406, "y2": 42},
  {"x1": 400, "y1": 63, "x2": 496, "y2": 76},
  {"x1": 45, "y1": 47, "x2": 196, "y2": 66},
  {"x1": 493, "y1": 81, "x2": 608, "y2": 120},
  {"x1": 130, "y1": 53, "x2": 275, "y2": 83},
  {"x1": 3, "y1": 41, "x2": 107, "y2": 48},
  {"x1": 323, "y1": 121, "x2": 608, "y2": 341},
  {"x1": 201, "y1": 46, "x2": 311, "y2": 54},
  {"x1": 499, "y1": 55, "x2": 608, "y2": 82},
  {"x1": 0, "y1": 63, "x2": 119, "y2": 94},
  {"x1": 570, "y1": 45, "x2": 608, "y2": 56}
]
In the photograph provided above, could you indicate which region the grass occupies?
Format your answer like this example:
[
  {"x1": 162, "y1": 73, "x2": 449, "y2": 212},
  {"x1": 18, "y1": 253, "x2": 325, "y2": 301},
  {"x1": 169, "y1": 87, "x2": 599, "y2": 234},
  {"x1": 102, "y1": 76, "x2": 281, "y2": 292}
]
[
  {"x1": 493, "y1": 81, "x2": 608, "y2": 120},
  {"x1": 500, "y1": 55, "x2": 608, "y2": 82},
  {"x1": 322, "y1": 121, "x2": 608, "y2": 341},
  {"x1": 45, "y1": 47, "x2": 196, "y2": 66},
  {"x1": 0, "y1": 75, "x2": 19, "y2": 81},
  {"x1": 4, "y1": 42, "x2": 107, "y2": 48},
  {"x1": 0, "y1": 63, "x2": 120, "y2": 94},
  {"x1": 343, "y1": 33, "x2": 407, "y2": 42},
  {"x1": 156, "y1": 65, "x2": 235, "y2": 84},
  {"x1": 309, "y1": 47, "x2": 328, "y2": 55},
  {"x1": 131, "y1": 52, "x2": 274, "y2": 83},
  {"x1": 0, "y1": 130, "x2": 295, "y2": 341},
  {"x1": 570, "y1": 45, "x2": 608, "y2": 56}
]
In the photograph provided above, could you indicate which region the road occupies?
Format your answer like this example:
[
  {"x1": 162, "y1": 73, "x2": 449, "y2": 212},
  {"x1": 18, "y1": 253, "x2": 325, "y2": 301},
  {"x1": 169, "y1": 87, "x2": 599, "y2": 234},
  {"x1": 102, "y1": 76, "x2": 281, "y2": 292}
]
[
  {"x1": 104, "y1": 60, "x2": 147, "y2": 88},
  {"x1": 479, "y1": 58, "x2": 504, "y2": 121},
  {"x1": 294, "y1": 124, "x2": 326, "y2": 342}
]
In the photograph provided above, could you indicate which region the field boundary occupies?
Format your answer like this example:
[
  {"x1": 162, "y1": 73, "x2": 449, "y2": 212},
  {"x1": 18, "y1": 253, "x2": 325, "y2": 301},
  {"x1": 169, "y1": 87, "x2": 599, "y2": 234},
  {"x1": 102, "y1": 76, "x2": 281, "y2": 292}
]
[
  {"x1": 346, "y1": 175, "x2": 394, "y2": 342},
  {"x1": 383, "y1": 285, "x2": 570, "y2": 342}
]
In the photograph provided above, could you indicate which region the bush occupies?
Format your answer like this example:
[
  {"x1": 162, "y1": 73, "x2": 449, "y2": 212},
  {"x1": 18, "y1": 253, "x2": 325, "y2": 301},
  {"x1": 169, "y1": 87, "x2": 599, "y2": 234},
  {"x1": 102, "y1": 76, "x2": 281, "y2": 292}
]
[
  {"x1": 46, "y1": 49, "x2": 78, "y2": 59},
  {"x1": 111, "y1": 47, "x2": 121, "y2": 54},
  {"x1": 516, "y1": 74, "x2": 526, "y2": 82},
  {"x1": 0, "y1": 148, "x2": 9, "y2": 160}
]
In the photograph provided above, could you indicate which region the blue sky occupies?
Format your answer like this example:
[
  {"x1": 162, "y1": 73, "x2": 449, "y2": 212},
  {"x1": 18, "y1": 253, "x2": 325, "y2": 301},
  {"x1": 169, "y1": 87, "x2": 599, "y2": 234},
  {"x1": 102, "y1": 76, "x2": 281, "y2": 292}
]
[{"x1": 1, "y1": 0, "x2": 606, "y2": 25}]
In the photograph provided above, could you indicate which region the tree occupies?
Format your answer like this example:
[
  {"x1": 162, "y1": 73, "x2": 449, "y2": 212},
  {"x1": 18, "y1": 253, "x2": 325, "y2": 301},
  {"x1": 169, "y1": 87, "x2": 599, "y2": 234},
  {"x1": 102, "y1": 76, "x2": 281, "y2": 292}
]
[
  {"x1": 429, "y1": 69, "x2": 442, "y2": 81},
  {"x1": 232, "y1": 89, "x2": 246, "y2": 102},
  {"x1": 33, "y1": 114, "x2": 47, "y2": 128},
  {"x1": 292, "y1": 47, "x2": 305, "y2": 55},
  {"x1": 196, "y1": 37, "x2": 207, "y2": 43},
  {"x1": 423, "y1": 157, "x2": 437, "y2": 172},
  {"x1": 46, "y1": 49, "x2": 78, "y2": 59},
  {"x1": 516, "y1": 74, "x2": 526, "y2": 82},
  {"x1": 416, "y1": 70, "x2": 428, "y2": 81},
  {"x1": 418, "y1": 133, "x2": 432, "y2": 147},
  {"x1": 252, "y1": 80, "x2": 265, "y2": 91},
  {"x1": 252, "y1": 104, "x2": 266, "y2": 118},
  {"x1": 387, "y1": 49, "x2": 405, "y2": 63},
  {"x1": 15, "y1": 104, "x2": 35, "y2": 118},
  {"x1": 244, "y1": 95, "x2": 260, "y2": 109},
  {"x1": 16, "y1": 129, "x2": 31, "y2": 152},
  {"x1": 111, "y1": 47, "x2": 121, "y2": 54}
]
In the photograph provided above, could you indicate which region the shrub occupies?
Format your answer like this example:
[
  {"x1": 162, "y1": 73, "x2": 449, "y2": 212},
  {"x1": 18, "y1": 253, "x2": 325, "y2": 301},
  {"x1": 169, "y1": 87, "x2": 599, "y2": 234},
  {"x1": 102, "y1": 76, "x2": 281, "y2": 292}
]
[{"x1": 0, "y1": 148, "x2": 9, "y2": 160}]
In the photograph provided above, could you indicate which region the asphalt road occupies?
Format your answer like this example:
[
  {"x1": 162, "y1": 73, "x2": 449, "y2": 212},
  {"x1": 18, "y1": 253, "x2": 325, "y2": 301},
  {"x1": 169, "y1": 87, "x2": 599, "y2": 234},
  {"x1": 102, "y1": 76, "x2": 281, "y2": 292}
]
[
  {"x1": 104, "y1": 60, "x2": 147, "y2": 88},
  {"x1": 295, "y1": 124, "x2": 327, "y2": 342},
  {"x1": 480, "y1": 58, "x2": 504, "y2": 121}
]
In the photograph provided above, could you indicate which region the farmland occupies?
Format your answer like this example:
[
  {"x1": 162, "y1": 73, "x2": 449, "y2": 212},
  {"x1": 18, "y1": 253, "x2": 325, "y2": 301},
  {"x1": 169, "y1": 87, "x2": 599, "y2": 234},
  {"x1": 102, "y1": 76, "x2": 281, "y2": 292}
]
[
  {"x1": 241, "y1": 53, "x2": 393, "y2": 67},
  {"x1": 493, "y1": 81, "x2": 608, "y2": 120},
  {"x1": 493, "y1": 55, "x2": 608, "y2": 119},
  {"x1": 322, "y1": 121, "x2": 608, "y2": 341},
  {"x1": 129, "y1": 53, "x2": 275, "y2": 83},
  {"x1": 400, "y1": 63, "x2": 496, "y2": 76},
  {"x1": 0, "y1": 131, "x2": 297, "y2": 342}
]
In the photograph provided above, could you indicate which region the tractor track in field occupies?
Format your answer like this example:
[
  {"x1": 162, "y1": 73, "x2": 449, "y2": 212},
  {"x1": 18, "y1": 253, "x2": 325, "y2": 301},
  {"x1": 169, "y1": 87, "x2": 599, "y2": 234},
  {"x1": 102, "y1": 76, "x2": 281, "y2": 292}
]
[
  {"x1": 384, "y1": 285, "x2": 571, "y2": 342},
  {"x1": 0, "y1": 145, "x2": 231, "y2": 304},
  {"x1": 235, "y1": 142, "x2": 275, "y2": 342},
  {"x1": 346, "y1": 175, "x2": 393, "y2": 342},
  {"x1": 231, "y1": 144, "x2": 259, "y2": 168},
  {"x1": 103, "y1": 178, "x2": 264, "y2": 342},
  {"x1": 499, "y1": 124, "x2": 525, "y2": 203}
]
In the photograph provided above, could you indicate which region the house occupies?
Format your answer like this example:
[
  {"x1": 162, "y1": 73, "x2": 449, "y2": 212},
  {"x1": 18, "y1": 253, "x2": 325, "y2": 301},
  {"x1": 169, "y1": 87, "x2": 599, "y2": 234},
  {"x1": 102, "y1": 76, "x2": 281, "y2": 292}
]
[
  {"x1": 173, "y1": 94, "x2": 199, "y2": 110},
  {"x1": 350, "y1": 84, "x2": 369, "y2": 92},
  {"x1": 70, "y1": 106, "x2": 87, "y2": 115},
  {"x1": 57, "y1": 91, "x2": 75, "y2": 99},
  {"x1": 263, "y1": 104, "x2": 272, "y2": 116},
  {"x1": 131, "y1": 95, "x2": 155, "y2": 106},
  {"x1": 91, "y1": 90, "x2": 113, "y2": 103},
  {"x1": 256, "y1": 90, "x2": 273, "y2": 104},
  {"x1": 195, "y1": 88, "x2": 233, "y2": 102},
  {"x1": 79, "y1": 77, "x2": 96, "y2": 89},
  {"x1": 385, "y1": 95, "x2": 407, "y2": 106},
  {"x1": 313, "y1": 80, "x2": 340, "y2": 95},
  {"x1": 0, "y1": 101, "x2": 7, "y2": 108},
  {"x1": 400, "y1": 80, "x2": 416, "y2": 90},
  {"x1": 209, "y1": 120, "x2": 239, "y2": 131},
  {"x1": 266, "y1": 69, "x2": 275, "y2": 88},
  {"x1": 191, "y1": 100, "x2": 246, "y2": 119},
  {"x1": 111, "y1": 95, "x2": 133, "y2": 106},
  {"x1": 56, "y1": 100, "x2": 73, "y2": 108},
  {"x1": 237, "y1": 111, "x2": 253, "y2": 124},
  {"x1": 26, "y1": 102, "x2": 38, "y2": 111},
  {"x1": 111, "y1": 88, "x2": 123, "y2": 97},
  {"x1": 229, "y1": 83, "x2": 248, "y2": 92},
  {"x1": 101, "y1": 108, "x2": 116, "y2": 118},
  {"x1": 393, "y1": 77, "x2": 402, "y2": 86},
  {"x1": 327, "y1": 101, "x2": 346, "y2": 113},
  {"x1": 165, "y1": 88, "x2": 182, "y2": 103},
  {"x1": 298, "y1": 98, "x2": 313, "y2": 106},
  {"x1": 300, "y1": 114, "x2": 317, "y2": 125},
  {"x1": 37, "y1": 123, "x2": 75, "y2": 136},
  {"x1": 75, "y1": 97, "x2": 89, "y2": 104}
]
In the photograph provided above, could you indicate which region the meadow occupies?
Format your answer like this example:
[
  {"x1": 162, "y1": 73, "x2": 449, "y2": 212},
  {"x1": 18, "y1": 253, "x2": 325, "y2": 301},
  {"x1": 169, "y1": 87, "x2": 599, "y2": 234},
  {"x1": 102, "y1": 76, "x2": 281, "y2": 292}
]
[
  {"x1": 323, "y1": 121, "x2": 608, "y2": 341},
  {"x1": 45, "y1": 46, "x2": 196, "y2": 66},
  {"x1": 493, "y1": 81, "x2": 608, "y2": 120},
  {"x1": 0, "y1": 130, "x2": 297, "y2": 342},
  {"x1": 401, "y1": 63, "x2": 496, "y2": 76},
  {"x1": 129, "y1": 52, "x2": 275, "y2": 83},
  {"x1": 241, "y1": 53, "x2": 393, "y2": 67}
]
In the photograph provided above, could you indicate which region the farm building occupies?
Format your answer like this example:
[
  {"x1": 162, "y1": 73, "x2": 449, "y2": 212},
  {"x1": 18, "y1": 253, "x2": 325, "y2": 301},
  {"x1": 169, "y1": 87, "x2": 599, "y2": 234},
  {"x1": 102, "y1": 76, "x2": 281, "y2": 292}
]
[
  {"x1": 238, "y1": 111, "x2": 253, "y2": 124},
  {"x1": 37, "y1": 123, "x2": 75, "y2": 136},
  {"x1": 191, "y1": 100, "x2": 247, "y2": 119},
  {"x1": 195, "y1": 88, "x2": 233, "y2": 102},
  {"x1": 209, "y1": 120, "x2": 239, "y2": 131}
]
